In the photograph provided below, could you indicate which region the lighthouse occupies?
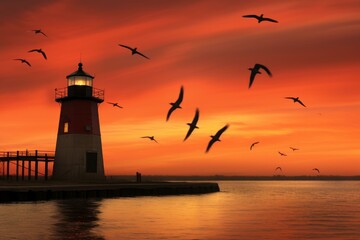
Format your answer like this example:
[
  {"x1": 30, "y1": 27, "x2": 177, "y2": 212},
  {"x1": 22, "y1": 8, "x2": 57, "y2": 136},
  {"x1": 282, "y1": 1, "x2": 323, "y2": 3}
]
[{"x1": 53, "y1": 63, "x2": 105, "y2": 181}]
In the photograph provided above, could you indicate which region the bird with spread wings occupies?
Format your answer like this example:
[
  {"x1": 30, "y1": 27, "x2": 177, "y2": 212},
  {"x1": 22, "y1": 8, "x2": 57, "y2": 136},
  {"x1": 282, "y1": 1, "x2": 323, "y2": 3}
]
[
  {"x1": 166, "y1": 86, "x2": 184, "y2": 121},
  {"x1": 118, "y1": 44, "x2": 149, "y2": 59},
  {"x1": 248, "y1": 63, "x2": 272, "y2": 88},
  {"x1": 206, "y1": 125, "x2": 229, "y2": 153}
]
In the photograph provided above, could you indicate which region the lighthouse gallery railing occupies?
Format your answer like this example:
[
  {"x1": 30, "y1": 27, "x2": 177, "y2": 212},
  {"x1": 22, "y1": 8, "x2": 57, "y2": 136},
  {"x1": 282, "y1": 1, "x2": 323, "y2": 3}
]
[{"x1": 55, "y1": 87, "x2": 104, "y2": 101}]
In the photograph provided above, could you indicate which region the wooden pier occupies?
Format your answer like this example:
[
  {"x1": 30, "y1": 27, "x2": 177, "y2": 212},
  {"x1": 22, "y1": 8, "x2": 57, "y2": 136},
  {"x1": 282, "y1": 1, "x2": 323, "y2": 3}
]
[{"x1": 0, "y1": 150, "x2": 54, "y2": 181}]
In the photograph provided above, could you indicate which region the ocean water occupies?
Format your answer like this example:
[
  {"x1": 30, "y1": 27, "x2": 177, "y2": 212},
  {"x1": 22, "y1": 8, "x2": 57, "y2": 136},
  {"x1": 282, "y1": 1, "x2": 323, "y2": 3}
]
[{"x1": 0, "y1": 181, "x2": 359, "y2": 240}]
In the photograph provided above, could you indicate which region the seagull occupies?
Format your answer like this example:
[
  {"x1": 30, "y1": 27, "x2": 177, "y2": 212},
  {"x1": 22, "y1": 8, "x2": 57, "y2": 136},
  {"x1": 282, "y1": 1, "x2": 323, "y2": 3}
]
[
  {"x1": 141, "y1": 136, "x2": 158, "y2": 143},
  {"x1": 312, "y1": 168, "x2": 320, "y2": 174},
  {"x1": 184, "y1": 108, "x2": 199, "y2": 141},
  {"x1": 166, "y1": 86, "x2": 184, "y2": 121},
  {"x1": 275, "y1": 167, "x2": 282, "y2": 172},
  {"x1": 250, "y1": 141, "x2": 259, "y2": 150},
  {"x1": 13, "y1": 58, "x2": 31, "y2": 67},
  {"x1": 242, "y1": 14, "x2": 278, "y2": 23},
  {"x1": 278, "y1": 151, "x2": 287, "y2": 156},
  {"x1": 28, "y1": 49, "x2": 47, "y2": 60},
  {"x1": 206, "y1": 124, "x2": 229, "y2": 153},
  {"x1": 118, "y1": 44, "x2": 149, "y2": 59},
  {"x1": 107, "y1": 102, "x2": 123, "y2": 108},
  {"x1": 285, "y1": 97, "x2": 306, "y2": 107},
  {"x1": 32, "y1": 29, "x2": 47, "y2": 37},
  {"x1": 289, "y1": 147, "x2": 299, "y2": 151},
  {"x1": 248, "y1": 63, "x2": 272, "y2": 88}
]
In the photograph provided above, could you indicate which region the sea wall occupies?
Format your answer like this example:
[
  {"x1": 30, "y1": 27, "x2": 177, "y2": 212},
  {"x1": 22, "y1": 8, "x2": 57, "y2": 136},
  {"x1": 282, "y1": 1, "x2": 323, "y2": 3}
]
[{"x1": 0, "y1": 182, "x2": 220, "y2": 202}]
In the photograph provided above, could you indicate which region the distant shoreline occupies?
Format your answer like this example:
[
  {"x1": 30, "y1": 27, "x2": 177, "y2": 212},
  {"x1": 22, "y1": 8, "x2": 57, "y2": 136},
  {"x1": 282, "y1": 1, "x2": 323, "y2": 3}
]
[{"x1": 106, "y1": 175, "x2": 360, "y2": 181}]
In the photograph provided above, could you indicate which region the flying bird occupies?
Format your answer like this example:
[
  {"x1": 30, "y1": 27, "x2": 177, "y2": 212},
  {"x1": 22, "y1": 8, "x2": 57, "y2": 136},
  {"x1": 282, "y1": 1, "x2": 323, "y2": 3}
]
[
  {"x1": 141, "y1": 136, "x2": 158, "y2": 143},
  {"x1": 250, "y1": 141, "x2": 259, "y2": 150},
  {"x1": 166, "y1": 86, "x2": 184, "y2": 121},
  {"x1": 312, "y1": 168, "x2": 320, "y2": 174},
  {"x1": 118, "y1": 44, "x2": 149, "y2": 59},
  {"x1": 184, "y1": 108, "x2": 199, "y2": 141},
  {"x1": 107, "y1": 102, "x2": 123, "y2": 108},
  {"x1": 275, "y1": 167, "x2": 282, "y2": 172},
  {"x1": 248, "y1": 63, "x2": 272, "y2": 88},
  {"x1": 32, "y1": 29, "x2": 47, "y2": 37},
  {"x1": 28, "y1": 49, "x2": 47, "y2": 60},
  {"x1": 206, "y1": 124, "x2": 229, "y2": 153},
  {"x1": 13, "y1": 58, "x2": 31, "y2": 67},
  {"x1": 242, "y1": 14, "x2": 278, "y2": 23},
  {"x1": 278, "y1": 151, "x2": 287, "y2": 156},
  {"x1": 285, "y1": 97, "x2": 306, "y2": 107},
  {"x1": 289, "y1": 147, "x2": 299, "y2": 151}
]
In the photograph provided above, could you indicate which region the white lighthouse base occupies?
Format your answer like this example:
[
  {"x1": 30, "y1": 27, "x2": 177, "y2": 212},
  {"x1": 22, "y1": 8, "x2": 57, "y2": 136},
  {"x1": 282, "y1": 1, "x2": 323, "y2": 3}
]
[{"x1": 53, "y1": 134, "x2": 105, "y2": 181}]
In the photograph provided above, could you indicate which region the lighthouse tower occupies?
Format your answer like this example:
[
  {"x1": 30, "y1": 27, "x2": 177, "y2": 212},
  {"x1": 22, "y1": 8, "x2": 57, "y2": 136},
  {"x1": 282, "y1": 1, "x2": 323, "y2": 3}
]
[{"x1": 53, "y1": 63, "x2": 105, "y2": 181}]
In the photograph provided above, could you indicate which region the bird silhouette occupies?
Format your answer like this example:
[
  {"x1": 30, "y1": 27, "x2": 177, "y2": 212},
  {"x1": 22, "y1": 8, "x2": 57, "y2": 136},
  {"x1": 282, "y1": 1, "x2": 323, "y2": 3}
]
[
  {"x1": 275, "y1": 167, "x2": 282, "y2": 172},
  {"x1": 118, "y1": 44, "x2": 149, "y2": 59},
  {"x1": 206, "y1": 124, "x2": 229, "y2": 153},
  {"x1": 312, "y1": 168, "x2": 320, "y2": 174},
  {"x1": 243, "y1": 14, "x2": 278, "y2": 23},
  {"x1": 285, "y1": 97, "x2": 306, "y2": 107},
  {"x1": 184, "y1": 108, "x2": 200, "y2": 141},
  {"x1": 107, "y1": 102, "x2": 123, "y2": 108},
  {"x1": 248, "y1": 63, "x2": 272, "y2": 88},
  {"x1": 250, "y1": 141, "x2": 259, "y2": 150},
  {"x1": 278, "y1": 151, "x2": 287, "y2": 156},
  {"x1": 13, "y1": 58, "x2": 31, "y2": 67},
  {"x1": 32, "y1": 29, "x2": 47, "y2": 37},
  {"x1": 289, "y1": 147, "x2": 299, "y2": 151},
  {"x1": 166, "y1": 86, "x2": 184, "y2": 121},
  {"x1": 28, "y1": 49, "x2": 47, "y2": 60},
  {"x1": 141, "y1": 136, "x2": 158, "y2": 143}
]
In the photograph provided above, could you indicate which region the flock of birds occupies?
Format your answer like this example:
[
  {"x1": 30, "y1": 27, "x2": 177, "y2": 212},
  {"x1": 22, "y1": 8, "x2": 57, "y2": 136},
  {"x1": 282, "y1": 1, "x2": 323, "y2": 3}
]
[
  {"x1": 108, "y1": 14, "x2": 318, "y2": 174},
  {"x1": 13, "y1": 14, "x2": 320, "y2": 175},
  {"x1": 13, "y1": 29, "x2": 48, "y2": 67}
]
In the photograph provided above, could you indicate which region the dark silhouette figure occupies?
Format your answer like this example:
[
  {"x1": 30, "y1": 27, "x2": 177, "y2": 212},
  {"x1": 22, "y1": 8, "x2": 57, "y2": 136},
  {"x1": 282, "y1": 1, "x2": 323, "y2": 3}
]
[
  {"x1": 141, "y1": 136, "x2": 158, "y2": 143},
  {"x1": 313, "y1": 168, "x2": 320, "y2": 174},
  {"x1": 136, "y1": 172, "x2": 142, "y2": 183},
  {"x1": 248, "y1": 63, "x2": 272, "y2": 88},
  {"x1": 285, "y1": 97, "x2": 306, "y2": 107},
  {"x1": 28, "y1": 48, "x2": 47, "y2": 60},
  {"x1": 118, "y1": 44, "x2": 149, "y2": 59},
  {"x1": 278, "y1": 151, "x2": 287, "y2": 156},
  {"x1": 243, "y1": 14, "x2": 278, "y2": 23},
  {"x1": 13, "y1": 58, "x2": 31, "y2": 66},
  {"x1": 107, "y1": 102, "x2": 123, "y2": 108},
  {"x1": 290, "y1": 147, "x2": 299, "y2": 151},
  {"x1": 250, "y1": 141, "x2": 260, "y2": 150},
  {"x1": 184, "y1": 108, "x2": 200, "y2": 141},
  {"x1": 206, "y1": 124, "x2": 229, "y2": 153},
  {"x1": 32, "y1": 29, "x2": 47, "y2": 37},
  {"x1": 166, "y1": 86, "x2": 184, "y2": 121}
]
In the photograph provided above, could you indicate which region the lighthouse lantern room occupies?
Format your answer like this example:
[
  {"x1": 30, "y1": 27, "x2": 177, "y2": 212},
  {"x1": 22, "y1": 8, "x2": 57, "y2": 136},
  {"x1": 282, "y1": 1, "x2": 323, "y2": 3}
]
[{"x1": 53, "y1": 63, "x2": 105, "y2": 181}]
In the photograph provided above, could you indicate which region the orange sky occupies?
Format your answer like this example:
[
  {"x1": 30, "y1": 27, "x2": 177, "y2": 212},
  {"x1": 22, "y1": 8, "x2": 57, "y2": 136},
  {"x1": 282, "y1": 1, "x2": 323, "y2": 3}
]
[{"x1": 0, "y1": 0, "x2": 359, "y2": 176}]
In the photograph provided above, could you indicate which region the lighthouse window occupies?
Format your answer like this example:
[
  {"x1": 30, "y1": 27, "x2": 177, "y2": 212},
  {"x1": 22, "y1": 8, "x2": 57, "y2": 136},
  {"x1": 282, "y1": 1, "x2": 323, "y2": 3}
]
[
  {"x1": 68, "y1": 76, "x2": 93, "y2": 87},
  {"x1": 64, "y1": 122, "x2": 69, "y2": 133}
]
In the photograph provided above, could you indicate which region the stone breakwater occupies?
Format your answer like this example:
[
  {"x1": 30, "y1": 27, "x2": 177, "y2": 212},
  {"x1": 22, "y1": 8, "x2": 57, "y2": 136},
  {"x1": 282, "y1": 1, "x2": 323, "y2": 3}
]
[{"x1": 0, "y1": 182, "x2": 220, "y2": 202}]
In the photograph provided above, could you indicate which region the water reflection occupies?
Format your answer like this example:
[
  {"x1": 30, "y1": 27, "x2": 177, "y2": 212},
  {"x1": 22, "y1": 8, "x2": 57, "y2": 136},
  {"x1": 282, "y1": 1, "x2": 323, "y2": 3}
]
[{"x1": 51, "y1": 199, "x2": 104, "y2": 240}]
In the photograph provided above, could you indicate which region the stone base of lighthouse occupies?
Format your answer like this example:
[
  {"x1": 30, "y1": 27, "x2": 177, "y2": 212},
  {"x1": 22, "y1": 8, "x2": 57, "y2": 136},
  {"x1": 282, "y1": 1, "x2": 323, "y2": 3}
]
[{"x1": 53, "y1": 134, "x2": 105, "y2": 181}]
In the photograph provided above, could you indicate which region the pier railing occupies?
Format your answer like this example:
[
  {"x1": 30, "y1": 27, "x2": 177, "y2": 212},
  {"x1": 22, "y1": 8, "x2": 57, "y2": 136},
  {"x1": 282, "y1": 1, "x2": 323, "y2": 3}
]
[{"x1": 0, "y1": 150, "x2": 54, "y2": 181}]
